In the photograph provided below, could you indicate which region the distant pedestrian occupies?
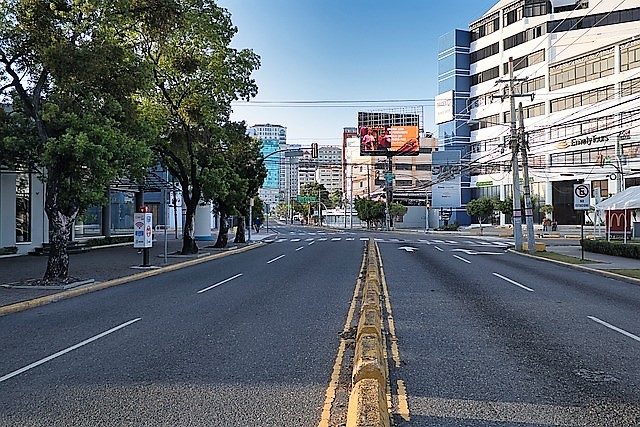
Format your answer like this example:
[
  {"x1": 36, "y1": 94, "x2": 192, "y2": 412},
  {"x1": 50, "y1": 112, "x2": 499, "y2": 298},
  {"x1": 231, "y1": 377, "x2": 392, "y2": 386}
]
[
  {"x1": 551, "y1": 220, "x2": 557, "y2": 231},
  {"x1": 543, "y1": 218, "x2": 549, "y2": 231},
  {"x1": 254, "y1": 217, "x2": 262, "y2": 233}
]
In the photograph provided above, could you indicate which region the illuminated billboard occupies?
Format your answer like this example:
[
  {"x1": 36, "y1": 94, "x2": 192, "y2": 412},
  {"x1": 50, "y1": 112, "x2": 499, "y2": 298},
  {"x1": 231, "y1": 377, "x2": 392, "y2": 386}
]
[{"x1": 358, "y1": 112, "x2": 420, "y2": 156}]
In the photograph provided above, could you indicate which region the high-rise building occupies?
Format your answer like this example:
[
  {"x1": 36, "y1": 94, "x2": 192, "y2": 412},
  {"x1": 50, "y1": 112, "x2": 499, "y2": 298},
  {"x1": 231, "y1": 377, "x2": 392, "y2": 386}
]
[
  {"x1": 437, "y1": 0, "x2": 640, "y2": 225},
  {"x1": 248, "y1": 124, "x2": 287, "y2": 209}
]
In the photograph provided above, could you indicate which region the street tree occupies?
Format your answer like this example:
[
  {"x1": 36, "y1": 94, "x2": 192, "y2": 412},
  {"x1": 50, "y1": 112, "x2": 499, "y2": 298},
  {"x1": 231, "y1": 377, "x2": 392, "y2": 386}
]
[
  {"x1": 389, "y1": 202, "x2": 408, "y2": 224},
  {"x1": 298, "y1": 182, "x2": 330, "y2": 224},
  {"x1": 354, "y1": 197, "x2": 386, "y2": 229},
  {"x1": 466, "y1": 197, "x2": 495, "y2": 235},
  {"x1": 0, "y1": 0, "x2": 152, "y2": 281},
  {"x1": 134, "y1": 0, "x2": 260, "y2": 253}
]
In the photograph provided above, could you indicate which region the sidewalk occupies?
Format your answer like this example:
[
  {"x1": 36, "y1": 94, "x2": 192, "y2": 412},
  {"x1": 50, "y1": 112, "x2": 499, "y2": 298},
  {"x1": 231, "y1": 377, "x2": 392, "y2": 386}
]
[{"x1": 0, "y1": 231, "x2": 275, "y2": 309}]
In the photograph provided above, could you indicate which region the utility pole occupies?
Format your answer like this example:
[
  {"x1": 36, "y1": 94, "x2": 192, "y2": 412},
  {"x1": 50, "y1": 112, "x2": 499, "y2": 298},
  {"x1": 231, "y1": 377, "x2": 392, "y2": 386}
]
[
  {"x1": 519, "y1": 102, "x2": 535, "y2": 253},
  {"x1": 495, "y1": 57, "x2": 534, "y2": 251},
  {"x1": 385, "y1": 156, "x2": 393, "y2": 231}
]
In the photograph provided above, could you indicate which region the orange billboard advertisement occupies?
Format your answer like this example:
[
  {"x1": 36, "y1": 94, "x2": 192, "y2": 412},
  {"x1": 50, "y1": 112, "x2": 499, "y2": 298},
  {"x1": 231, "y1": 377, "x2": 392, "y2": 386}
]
[{"x1": 359, "y1": 125, "x2": 419, "y2": 156}]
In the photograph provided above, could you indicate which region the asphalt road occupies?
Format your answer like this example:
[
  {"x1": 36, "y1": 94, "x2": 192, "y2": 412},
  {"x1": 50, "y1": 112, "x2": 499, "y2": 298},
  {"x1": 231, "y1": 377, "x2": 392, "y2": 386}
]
[
  {"x1": 0, "y1": 225, "x2": 362, "y2": 426},
  {"x1": 378, "y1": 233, "x2": 640, "y2": 426}
]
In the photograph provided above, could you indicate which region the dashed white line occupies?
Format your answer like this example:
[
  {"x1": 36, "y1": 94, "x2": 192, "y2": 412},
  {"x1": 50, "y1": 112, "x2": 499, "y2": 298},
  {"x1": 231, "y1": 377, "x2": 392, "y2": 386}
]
[
  {"x1": 453, "y1": 255, "x2": 471, "y2": 264},
  {"x1": 360, "y1": 238, "x2": 368, "y2": 241},
  {"x1": 318, "y1": 238, "x2": 328, "y2": 241},
  {"x1": 588, "y1": 316, "x2": 640, "y2": 343},
  {"x1": 197, "y1": 273, "x2": 243, "y2": 294},
  {"x1": 296, "y1": 246, "x2": 304, "y2": 251},
  {"x1": 346, "y1": 238, "x2": 354, "y2": 241},
  {"x1": 492, "y1": 272, "x2": 534, "y2": 292},
  {"x1": 0, "y1": 318, "x2": 142, "y2": 383},
  {"x1": 308, "y1": 240, "x2": 315, "y2": 245},
  {"x1": 291, "y1": 238, "x2": 301, "y2": 242},
  {"x1": 434, "y1": 246, "x2": 444, "y2": 252},
  {"x1": 267, "y1": 254, "x2": 286, "y2": 264},
  {"x1": 331, "y1": 238, "x2": 341, "y2": 241}
]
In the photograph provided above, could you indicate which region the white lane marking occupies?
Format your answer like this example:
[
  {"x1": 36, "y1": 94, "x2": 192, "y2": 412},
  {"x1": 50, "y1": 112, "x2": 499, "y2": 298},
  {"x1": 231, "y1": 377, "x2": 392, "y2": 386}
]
[
  {"x1": 197, "y1": 273, "x2": 243, "y2": 294},
  {"x1": 0, "y1": 318, "x2": 141, "y2": 384},
  {"x1": 375, "y1": 238, "x2": 384, "y2": 242},
  {"x1": 267, "y1": 254, "x2": 285, "y2": 264},
  {"x1": 453, "y1": 255, "x2": 471, "y2": 264},
  {"x1": 360, "y1": 238, "x2": 368, "y2": 241},
  {"x1": 318, "y1": 238, "x2": 328, "y2": 241},
  {"x1": 331, "y1": 238, "x2": 341, "y2": 241},
  {"x1": 291, "y1": 238, "x2": 301, "y2": 242},
  {"x1": 305, "y1": 238, "x2": 314, "y2": 241},
  {"x1": 434, "y1": 246, "x2": 444, "y2": 252},
  {"x1": 446, "y1": 240, "x2": 458, "y2": 244},
  {"x1": 346, "y1": 238, "x2": 354, "y2": 241},
  {"x1": 418, "y1": 239, "x2": 430, "y2": 243},
  {"x1": 308, "y1": 240, "x2": 315, "y2": 245},
  {"x1": 588, "y1": 316, "x2": 640, "y2": 343},
  {"x1": 275, "y1": 238, "x2": 287, "y2": 243},
  {"x1": 432, "y1": 239, "x2": 444, "y2": 244},
  {"x1": 296, "y1": 246, "x2": 304, "y2": 251},
  {"x1": 492, "y1": 272, "x2": 534, "y2": 292}
]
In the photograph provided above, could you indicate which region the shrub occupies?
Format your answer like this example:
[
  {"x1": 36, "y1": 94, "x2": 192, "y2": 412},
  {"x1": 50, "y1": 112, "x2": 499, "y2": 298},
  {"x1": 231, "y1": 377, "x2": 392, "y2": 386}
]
[
  {"x1": 86, "y1": 236, "x2": 134, "y2": 247},
  {"x1": 0, "y1": 246, "x2": 18, "y2": 255},
  {"x1": 437, "y1": 222, "x2": 460, "y2": 231},
  {"x1": 582, "y1": 238, "x2": 640, "y2": 259}
]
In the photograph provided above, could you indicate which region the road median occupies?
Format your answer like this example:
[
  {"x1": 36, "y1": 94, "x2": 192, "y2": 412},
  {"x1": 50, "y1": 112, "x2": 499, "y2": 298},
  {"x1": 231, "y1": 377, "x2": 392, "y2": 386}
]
[{"x1": 346, "y1": 239, "x2": 391, "y2": 427}]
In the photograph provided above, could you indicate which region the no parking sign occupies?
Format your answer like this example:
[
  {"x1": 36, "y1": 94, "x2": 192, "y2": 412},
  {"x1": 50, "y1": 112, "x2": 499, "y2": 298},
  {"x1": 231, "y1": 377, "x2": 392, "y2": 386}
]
[{"x1": 573, "y1": 184, "x2": 591, "y2": 210}]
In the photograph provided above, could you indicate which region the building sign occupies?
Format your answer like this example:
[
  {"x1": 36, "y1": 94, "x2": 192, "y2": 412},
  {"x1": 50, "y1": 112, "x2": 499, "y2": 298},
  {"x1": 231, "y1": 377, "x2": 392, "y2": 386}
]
[
  {"x1": 606, "y1": 210, "x2": 632, "y2": 232},
  {"x1": 134, "y1": 212, "x2": 153, "y2": 248},
  {"x1": 573, "y1": 183, "x2": 591, "y2": 210},
  {"x1": 555, "y1": 134, "x2": 609, "y2": 150},
  {"x1": 431, "y1": 150, "x2": 461, "y2": 208},
  {"x1": 435, "y1": 91, "x2": 454, "y2": 124}
]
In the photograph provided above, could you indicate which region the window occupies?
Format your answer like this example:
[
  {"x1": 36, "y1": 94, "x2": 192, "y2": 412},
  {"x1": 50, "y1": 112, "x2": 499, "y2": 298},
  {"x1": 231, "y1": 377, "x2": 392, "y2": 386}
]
[
  {"x1": 504, "y1": 103, "x2": 546, "y2": 122},
  {"x1": 470, "y1": 11, "x2": 500, "y2": 41},
  {"x1": 621, "y1": 39, "x2": 640, "y2": 72},
  {"x1": 470, "y1": 42, "x2": 500, "y2": 64},
  {"x1": 394, "y1": 164, "x2": 413, "y2": 171},
  {"x1": 592, "y1": 180, "x2": 608, "y2": 198},
  {"x1": 470, "y1": 66, "x2": 500, "y2": 86},
  {"x1": 550, "y1": 85, "x2": 613, "y2": 112},
  {"x1": 503, "y1": 50, "x2": 545, "y2": 74},
  {"x1": 504, "y1": 24, "x2": 546, "y2": 51},
  {"x1": 16, "y1": 173, "x2": 31, "y2": 242},
  {"x1": 549, "y1": 47, "x2": 614, "y2": 90},
  {"x1": 416, "y1": 164, "x2": 431, "y2": 171},
  {"x1": 503, "y1": 1, "x2": 525, "y2": 27},
  {"x1": 395, "y1": 180, "x2": 413, "y2": 187},
  {"x1": 548, "y1": 6, "x2": 640, "y2": 33}
]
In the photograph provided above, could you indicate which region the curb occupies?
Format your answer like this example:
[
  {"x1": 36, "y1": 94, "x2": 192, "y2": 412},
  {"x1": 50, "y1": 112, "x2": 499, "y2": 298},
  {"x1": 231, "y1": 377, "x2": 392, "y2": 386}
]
[
  {"x1": 346, "y1": 239, "x2": 390, "y2": 427},
  {"x1": 508, "y1": 248, "x2": 640, "y2": 286},
  {"x1": 0, "y1": 242, "x2": 265, "y2": 317}
]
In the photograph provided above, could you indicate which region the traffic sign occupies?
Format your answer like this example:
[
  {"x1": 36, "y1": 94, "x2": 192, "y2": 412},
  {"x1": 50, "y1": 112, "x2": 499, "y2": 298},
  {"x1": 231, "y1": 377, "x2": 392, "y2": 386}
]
[
  {"x1": 297, "y1": 196, "x2": 317, "y2": 202},
  {"x1": 573, "y1": 183, "x2": 590, "y2": 210}
]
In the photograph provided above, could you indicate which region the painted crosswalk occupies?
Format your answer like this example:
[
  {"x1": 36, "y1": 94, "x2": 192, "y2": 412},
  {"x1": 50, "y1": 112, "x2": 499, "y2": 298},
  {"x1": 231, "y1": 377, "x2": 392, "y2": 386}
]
[{"x1": 261, "y1": 236, "x2": 511, "y2": 248}]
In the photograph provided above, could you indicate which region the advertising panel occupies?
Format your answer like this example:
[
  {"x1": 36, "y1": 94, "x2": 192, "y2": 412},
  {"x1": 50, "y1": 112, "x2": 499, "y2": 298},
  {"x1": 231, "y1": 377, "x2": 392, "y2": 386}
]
[
  {"x1": 431, "y1": 150, "x2": 461, "y2": 208},
  {"x1": 133, "y1": 213, "x2": 153, "y2": 248},
  {"x1": 606, "y1": 209, "x2": 632, "y2": 232},
  {"x1": 435, "y1": 91, "x2": 454, "y2": 124},
  {"x1": 358, "y1": 112, "x2": 420, "y2": 157}
]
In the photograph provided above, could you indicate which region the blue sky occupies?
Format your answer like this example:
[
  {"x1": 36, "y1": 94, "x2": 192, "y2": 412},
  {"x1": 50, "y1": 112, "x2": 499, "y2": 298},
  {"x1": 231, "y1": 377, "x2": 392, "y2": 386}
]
[{"x1": 219, "y1": 0, "x2": 495, "y2": 147}]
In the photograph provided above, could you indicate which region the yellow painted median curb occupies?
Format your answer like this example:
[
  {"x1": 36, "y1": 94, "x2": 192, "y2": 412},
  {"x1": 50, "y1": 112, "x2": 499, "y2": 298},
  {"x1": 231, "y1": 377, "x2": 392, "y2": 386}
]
[{"x1": 0, "y1": 243, "x2": 265, "y2": 317}]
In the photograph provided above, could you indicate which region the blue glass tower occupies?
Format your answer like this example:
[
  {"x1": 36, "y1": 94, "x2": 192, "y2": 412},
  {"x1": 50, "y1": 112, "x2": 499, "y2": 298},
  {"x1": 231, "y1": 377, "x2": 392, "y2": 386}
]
[{"x1": 436, "y1": 29, "x2": 472, "y2": 225}]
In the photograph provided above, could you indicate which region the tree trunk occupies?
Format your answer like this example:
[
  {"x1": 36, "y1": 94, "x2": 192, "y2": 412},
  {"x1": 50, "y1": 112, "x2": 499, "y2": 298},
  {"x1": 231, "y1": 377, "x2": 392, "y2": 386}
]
[
  {"x1": 181, "y1": 198, "x2": 199, "y2": 254},
  {"x1": 234, "y1": 216, "x2": 246, "y2": 243},
  {"x1": 43, "y1": 178, "x2": 78, "y2": 282},
  {"x1": 214, "y1": 211, "x2": 229, "y2": 248}
]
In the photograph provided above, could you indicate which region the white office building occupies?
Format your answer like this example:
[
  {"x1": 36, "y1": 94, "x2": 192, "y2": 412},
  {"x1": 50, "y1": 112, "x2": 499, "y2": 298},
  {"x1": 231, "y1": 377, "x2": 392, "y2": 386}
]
[{"x1": 438, "y1": 0, "x2": 640, "y2": 225}]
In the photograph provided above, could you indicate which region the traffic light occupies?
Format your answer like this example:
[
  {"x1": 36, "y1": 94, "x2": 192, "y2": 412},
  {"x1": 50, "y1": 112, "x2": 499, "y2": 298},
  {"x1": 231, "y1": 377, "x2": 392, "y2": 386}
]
[{"x1": 311, "y1": 142, "x2": 318, "y2": 158}]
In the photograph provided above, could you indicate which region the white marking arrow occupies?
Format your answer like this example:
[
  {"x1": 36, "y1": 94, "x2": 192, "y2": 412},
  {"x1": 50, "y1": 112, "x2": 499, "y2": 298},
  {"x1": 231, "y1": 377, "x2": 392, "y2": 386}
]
[
  {"x1": 451, "y1": 248, "x2": 503, "y2": 255},
  {"x1": 398, "y1": 246, "x2": 418, "y2": 252}
]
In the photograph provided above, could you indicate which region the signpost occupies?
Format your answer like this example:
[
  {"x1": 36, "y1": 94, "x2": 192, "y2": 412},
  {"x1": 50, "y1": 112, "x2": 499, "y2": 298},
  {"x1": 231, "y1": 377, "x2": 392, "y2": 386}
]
[
  {"x1": 134, "y1": 211, "x2": 153, "y2": 266},
  {"x1": 573, "y1": 183, "x2": 591, "y2": 260}
]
